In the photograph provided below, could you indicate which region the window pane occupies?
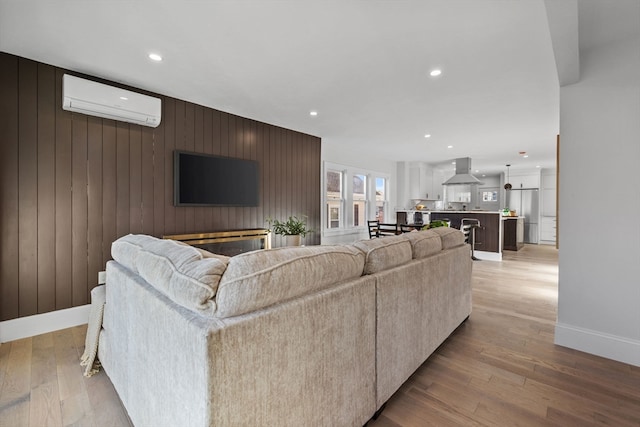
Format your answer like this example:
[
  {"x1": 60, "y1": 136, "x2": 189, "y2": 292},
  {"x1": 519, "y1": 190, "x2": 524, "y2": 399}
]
[
  {"x1": 353, "y1": 174, "x2": 366, "y2": 226},
  {"x1": 482, "y1": 191, "x2": 498, "y2": 202},
  {"x1": 326, "y1": 170, "x2": 342, "y2": 229},
  {"x1": 376, "y1": 177, "x2": 385, "y2": 201},
  {"x1": 375, "y1": 177, "x2": 386, "y2": 222},
  {"x1": 326, "y1": 170, "x2": 342, "y2": 199},
  {"x1": 327, "y1": 204, "x2": 340, "y2": 229}
]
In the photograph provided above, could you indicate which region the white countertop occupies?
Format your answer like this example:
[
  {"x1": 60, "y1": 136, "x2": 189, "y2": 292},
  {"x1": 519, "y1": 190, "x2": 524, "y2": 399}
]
[{"x1": 429, "y1": 210, "x2": 502, "y2": 214}]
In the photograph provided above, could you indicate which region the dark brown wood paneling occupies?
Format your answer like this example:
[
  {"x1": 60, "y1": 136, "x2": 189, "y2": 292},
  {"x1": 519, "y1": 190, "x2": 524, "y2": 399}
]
[
  {"x1": 174, "y1": 100, "x2": 186, "y2": 233},
  {"x1": 71, "y1": 110, "x2": 89, "y2": 307},
  {"x1": 210, "y1": 110, "x2": 222, "y2": 229},
  {"x1": 115, "y1": 123, "x2": 130, "y2": 238},
  {"x1": 141, "y1": 128, "x2": 154, "y2": 234},
  {"x1": 0, "y1": 52, "x2": 322, "y2": 321},
  {"x1": 0, "y1": 53, "x2": 20, "y2": 320},
  {"x1": 36, "y1": 63, "x2": 57, "y2": 313},
  {"x1": 87, "y1": 116, "x2": 103, "y2": 294},
  {"x1": 18, "y1": 58, "x2": 39, "y2": 317},
  {"x1": 184, "y1": 102, "x2": 195, "y2": 232},
  {"x1": 193, "y1": 105, "x2": 204, "y2": 232},
  {"x1": 129, "y1": 127, "x2": 142, "y2": 234},
  {"x1": 152, "y1": 112, "x2": 165, "y2": 237},
  {"x1": 163, "y1": 98, "x2": 176, "y2": 234},
  {"x1": 54, "y1": 68, "x2": 73, "y2": 311},
  {"x1": 202, "y1": 109, "x2": 213, "y2": 231},
  {"x1": 218, "y1": 113, "x2": 230, "y2": 231},
  {"x1": 101, "y1": 121, "x2": 117, "y2": 271},
  {"x1": 227, "y1": 115, "x2": 238, "y2": 230}
]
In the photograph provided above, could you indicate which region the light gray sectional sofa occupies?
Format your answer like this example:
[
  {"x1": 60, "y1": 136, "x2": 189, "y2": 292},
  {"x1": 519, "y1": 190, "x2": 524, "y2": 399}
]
[{"x1": 99, "y1": 228, "x2": 472, "y2": 426}]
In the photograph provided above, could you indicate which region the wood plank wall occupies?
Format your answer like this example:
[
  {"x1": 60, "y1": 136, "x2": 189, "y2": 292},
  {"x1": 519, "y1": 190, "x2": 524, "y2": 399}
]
[{"x1": 0, "y1": 52, "x2": 321, "y2": 321}]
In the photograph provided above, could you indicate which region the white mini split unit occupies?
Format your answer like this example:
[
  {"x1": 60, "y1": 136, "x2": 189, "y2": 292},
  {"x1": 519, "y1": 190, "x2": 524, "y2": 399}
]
[{"x1": 62, "y1": 74, "x2": 161, "y2": 128}]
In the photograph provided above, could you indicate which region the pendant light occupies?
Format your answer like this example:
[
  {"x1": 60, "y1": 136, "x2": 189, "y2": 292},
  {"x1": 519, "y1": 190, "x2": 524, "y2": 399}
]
[{"x1": 504, "y1": 164, "x2": 512, "y2": 190}]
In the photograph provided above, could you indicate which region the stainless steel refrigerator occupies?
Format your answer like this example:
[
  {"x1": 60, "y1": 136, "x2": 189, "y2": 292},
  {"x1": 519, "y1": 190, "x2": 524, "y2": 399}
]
[{"x1": 506, "y1": 188, "x2": 539, "y2": 244}]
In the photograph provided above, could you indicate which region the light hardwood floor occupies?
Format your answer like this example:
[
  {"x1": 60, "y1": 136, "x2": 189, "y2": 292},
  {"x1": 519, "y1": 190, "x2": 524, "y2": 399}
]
[{"x1": 1, "y1": 244, "x2": 639, "y2": 426}]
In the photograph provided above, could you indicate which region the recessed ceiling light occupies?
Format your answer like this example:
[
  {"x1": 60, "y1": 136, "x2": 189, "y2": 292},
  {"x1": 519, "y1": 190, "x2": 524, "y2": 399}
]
[
  {"x1": 309, "y1": 111, "x2": 318, "y2": 116},
  {"x1": 148, "y1": 53, "x2": 163, "y2": 62},
  {"x1": 447, "y1": 145, "x2": 453, "y2": 149},
  {"x1": 475, "y1": 170, "x2": 479, "y2": 173},
  {"x1": 424, "y1": 134, "x2": 431, "y2": 138},
  {"x1": 536, "y1": 165, "x2": 541, "y2": 168},
  {"x1": 430, "y1": 69, "x2": 442, "y2": 77},
  {"x1": 119, "y1": 96, "x2": 128, "y2": 100},
  {"x1": 523, "y1": 155, "x2": 529, "y2": 158},
  {"x1": 452, "y1": 161, "x2": 456, "y2": 165}
]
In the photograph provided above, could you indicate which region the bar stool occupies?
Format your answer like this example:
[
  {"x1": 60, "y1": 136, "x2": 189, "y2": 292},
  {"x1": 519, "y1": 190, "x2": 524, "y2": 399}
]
[
  {"x1": 461, "y1": 218, "x2": 481, "y2": 260},
  {"x1": 413, "y1": 211, "x2": 424, "y2": 226}
]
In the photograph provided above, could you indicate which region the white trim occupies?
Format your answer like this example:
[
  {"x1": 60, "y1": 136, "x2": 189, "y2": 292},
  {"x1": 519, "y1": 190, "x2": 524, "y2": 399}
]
[
  {"x1": 0, "y1": 305, "x2": 91, "y2": 343},
  {"x1": 555, "y1": 322, "x2": 640, "y2": 367},
  {"x1": 473, "y1": 250, "x2": 502, "y2": 262}
]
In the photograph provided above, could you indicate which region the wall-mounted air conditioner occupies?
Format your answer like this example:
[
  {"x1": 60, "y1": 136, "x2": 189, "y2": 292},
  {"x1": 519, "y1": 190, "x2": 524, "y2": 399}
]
[{"x1": 62, "y1": 74, "x2": 161, "y2": 128}]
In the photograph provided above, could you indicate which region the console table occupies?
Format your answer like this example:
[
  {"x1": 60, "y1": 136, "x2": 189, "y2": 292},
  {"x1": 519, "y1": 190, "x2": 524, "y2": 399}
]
[{"x1": 163, "y1": 228, "x2": 271, "y2": 256}]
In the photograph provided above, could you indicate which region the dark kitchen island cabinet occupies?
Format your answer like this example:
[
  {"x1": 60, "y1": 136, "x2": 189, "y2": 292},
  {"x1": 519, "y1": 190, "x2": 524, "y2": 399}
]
[
  {"x1": 429, "y1": 211, "x2": 502, "y2": 260},
  {"x1": 503, "y1": 217, "x2": 525, "y2": 251}
]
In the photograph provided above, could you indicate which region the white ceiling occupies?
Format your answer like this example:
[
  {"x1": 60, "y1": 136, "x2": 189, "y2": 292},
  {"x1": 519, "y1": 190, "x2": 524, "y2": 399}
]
[{"x1": 0, "y1": 1, "x2": 568, "y2": 175}]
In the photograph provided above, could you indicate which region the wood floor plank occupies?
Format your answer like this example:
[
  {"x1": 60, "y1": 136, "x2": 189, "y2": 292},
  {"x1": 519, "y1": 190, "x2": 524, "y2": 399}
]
[
  {"x1": 85, "y1": 373, "x2": 132, "y2": 427},
  {"x1": 60, "y1": 390, "x2": 94, "y2": 427},
  {"x1": 29, "y1": 333, "x2": 62, "y2": 427},
  {"x1": 0, "y1": 342, "x2": 10, "y2": 390},
  {"x1": 0, "y1": 338, "x2": 33, "y2": 427},
  {"x1": 53, "y1": 329, "x2": 85, "y2": 403}
]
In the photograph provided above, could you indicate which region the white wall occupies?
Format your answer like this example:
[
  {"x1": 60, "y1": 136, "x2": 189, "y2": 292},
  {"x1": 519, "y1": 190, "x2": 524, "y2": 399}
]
[{"x1": 556, "y1": 34, "x2": 640, "y2": 366}]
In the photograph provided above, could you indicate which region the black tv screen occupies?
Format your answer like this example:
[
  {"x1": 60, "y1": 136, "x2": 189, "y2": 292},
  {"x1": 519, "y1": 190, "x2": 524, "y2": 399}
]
[{"x1": 174, "y1": 151, "x2": 259, "y2": 207}]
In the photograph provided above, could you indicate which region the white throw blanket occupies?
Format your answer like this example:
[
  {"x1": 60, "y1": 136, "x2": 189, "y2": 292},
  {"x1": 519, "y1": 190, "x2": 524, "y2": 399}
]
[{"x1": 80, "y1": 285, "x2": 106, "y2": 377}]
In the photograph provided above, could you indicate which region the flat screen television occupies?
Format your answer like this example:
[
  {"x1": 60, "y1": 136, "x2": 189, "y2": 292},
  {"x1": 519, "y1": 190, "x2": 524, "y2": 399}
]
[{"x1": 174, "y1": 150, "x2": 259, "y2": 207}]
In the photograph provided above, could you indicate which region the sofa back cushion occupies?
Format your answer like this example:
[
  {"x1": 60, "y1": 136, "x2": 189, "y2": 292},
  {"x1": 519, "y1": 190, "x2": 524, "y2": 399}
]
[
  {"x1": 402, "y1": 230, "x2": 443, "y2": 259},
  {"x1": 111, "y1": 235, "x2": 229, "y2": 315},
  {"x1": 430, "y1": 227, "x2": 466, "y2": 249},
  {"x1": 111, "y1": 234, "x2": 159, "y2": 273},
  {"x1": 352, "y1": 235, "x2": 413, "y2": 274},
  {"x1": 215, "y1": 245, "x2": 364, "y2": 318}
]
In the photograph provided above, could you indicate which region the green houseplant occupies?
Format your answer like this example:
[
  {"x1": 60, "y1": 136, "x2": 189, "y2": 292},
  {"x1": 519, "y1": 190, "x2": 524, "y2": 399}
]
[
  {"x1": 421, "y1": 219, "x2": 449, "y2": 230},
  {"x1": 266, "y1": 215, "x2": 311, "y2": 246}
]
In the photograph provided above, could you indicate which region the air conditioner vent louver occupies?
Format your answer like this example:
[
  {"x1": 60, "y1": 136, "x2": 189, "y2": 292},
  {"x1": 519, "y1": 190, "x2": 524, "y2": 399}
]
[{"x1": 62, "y1": 74, "x2": 161, "y2": 128}]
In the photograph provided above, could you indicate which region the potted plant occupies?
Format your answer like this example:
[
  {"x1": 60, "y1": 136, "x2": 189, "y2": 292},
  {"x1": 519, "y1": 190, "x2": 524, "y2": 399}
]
[
  {"x1": 421, "y1": 219, "x2": 449, "y2": 230},
  {"x1": 266, "y1": 215, "x2": 311, "y2": 246}
]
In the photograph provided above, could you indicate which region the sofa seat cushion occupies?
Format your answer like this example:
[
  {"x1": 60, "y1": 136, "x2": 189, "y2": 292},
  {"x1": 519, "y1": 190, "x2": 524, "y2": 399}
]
[
  {"x1": 353, "y1": 235, "x2": 413, "y2": 274},
  {"x1": 215, "y1": 245, "x2": 365, "y2": 318},
  {"x1": 111, "y1": 234, "x2": 229, "y2": 315},
  {"x1": 402, "y1": 230, "x2": 443, "y2": 259},
  {"x1": 430, "y1": 227, "x2": 466, "y2": 249}
]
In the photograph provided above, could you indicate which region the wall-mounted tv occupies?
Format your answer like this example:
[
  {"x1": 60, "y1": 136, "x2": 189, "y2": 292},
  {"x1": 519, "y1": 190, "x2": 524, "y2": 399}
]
[{"x1": 174, "y1": 150, "x2": 259, "y2": 207}]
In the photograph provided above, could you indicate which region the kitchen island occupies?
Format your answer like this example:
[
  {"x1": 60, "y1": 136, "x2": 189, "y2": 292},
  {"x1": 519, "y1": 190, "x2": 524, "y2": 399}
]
[{"x1": 429, "y1": 211, "x2": 503, "y2": 261}]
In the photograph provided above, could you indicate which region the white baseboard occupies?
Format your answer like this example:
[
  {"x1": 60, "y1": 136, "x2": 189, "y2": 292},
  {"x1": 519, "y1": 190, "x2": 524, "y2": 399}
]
[
  {"x1": 555, "y1": 322, "x2": 640, "y2": 367},
  {"x1": 474, "y1": 250, "x2": 502, "y2": 262},
  {"x1": 0, "y1": 305, "x2": 91, "y2": 343}
]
